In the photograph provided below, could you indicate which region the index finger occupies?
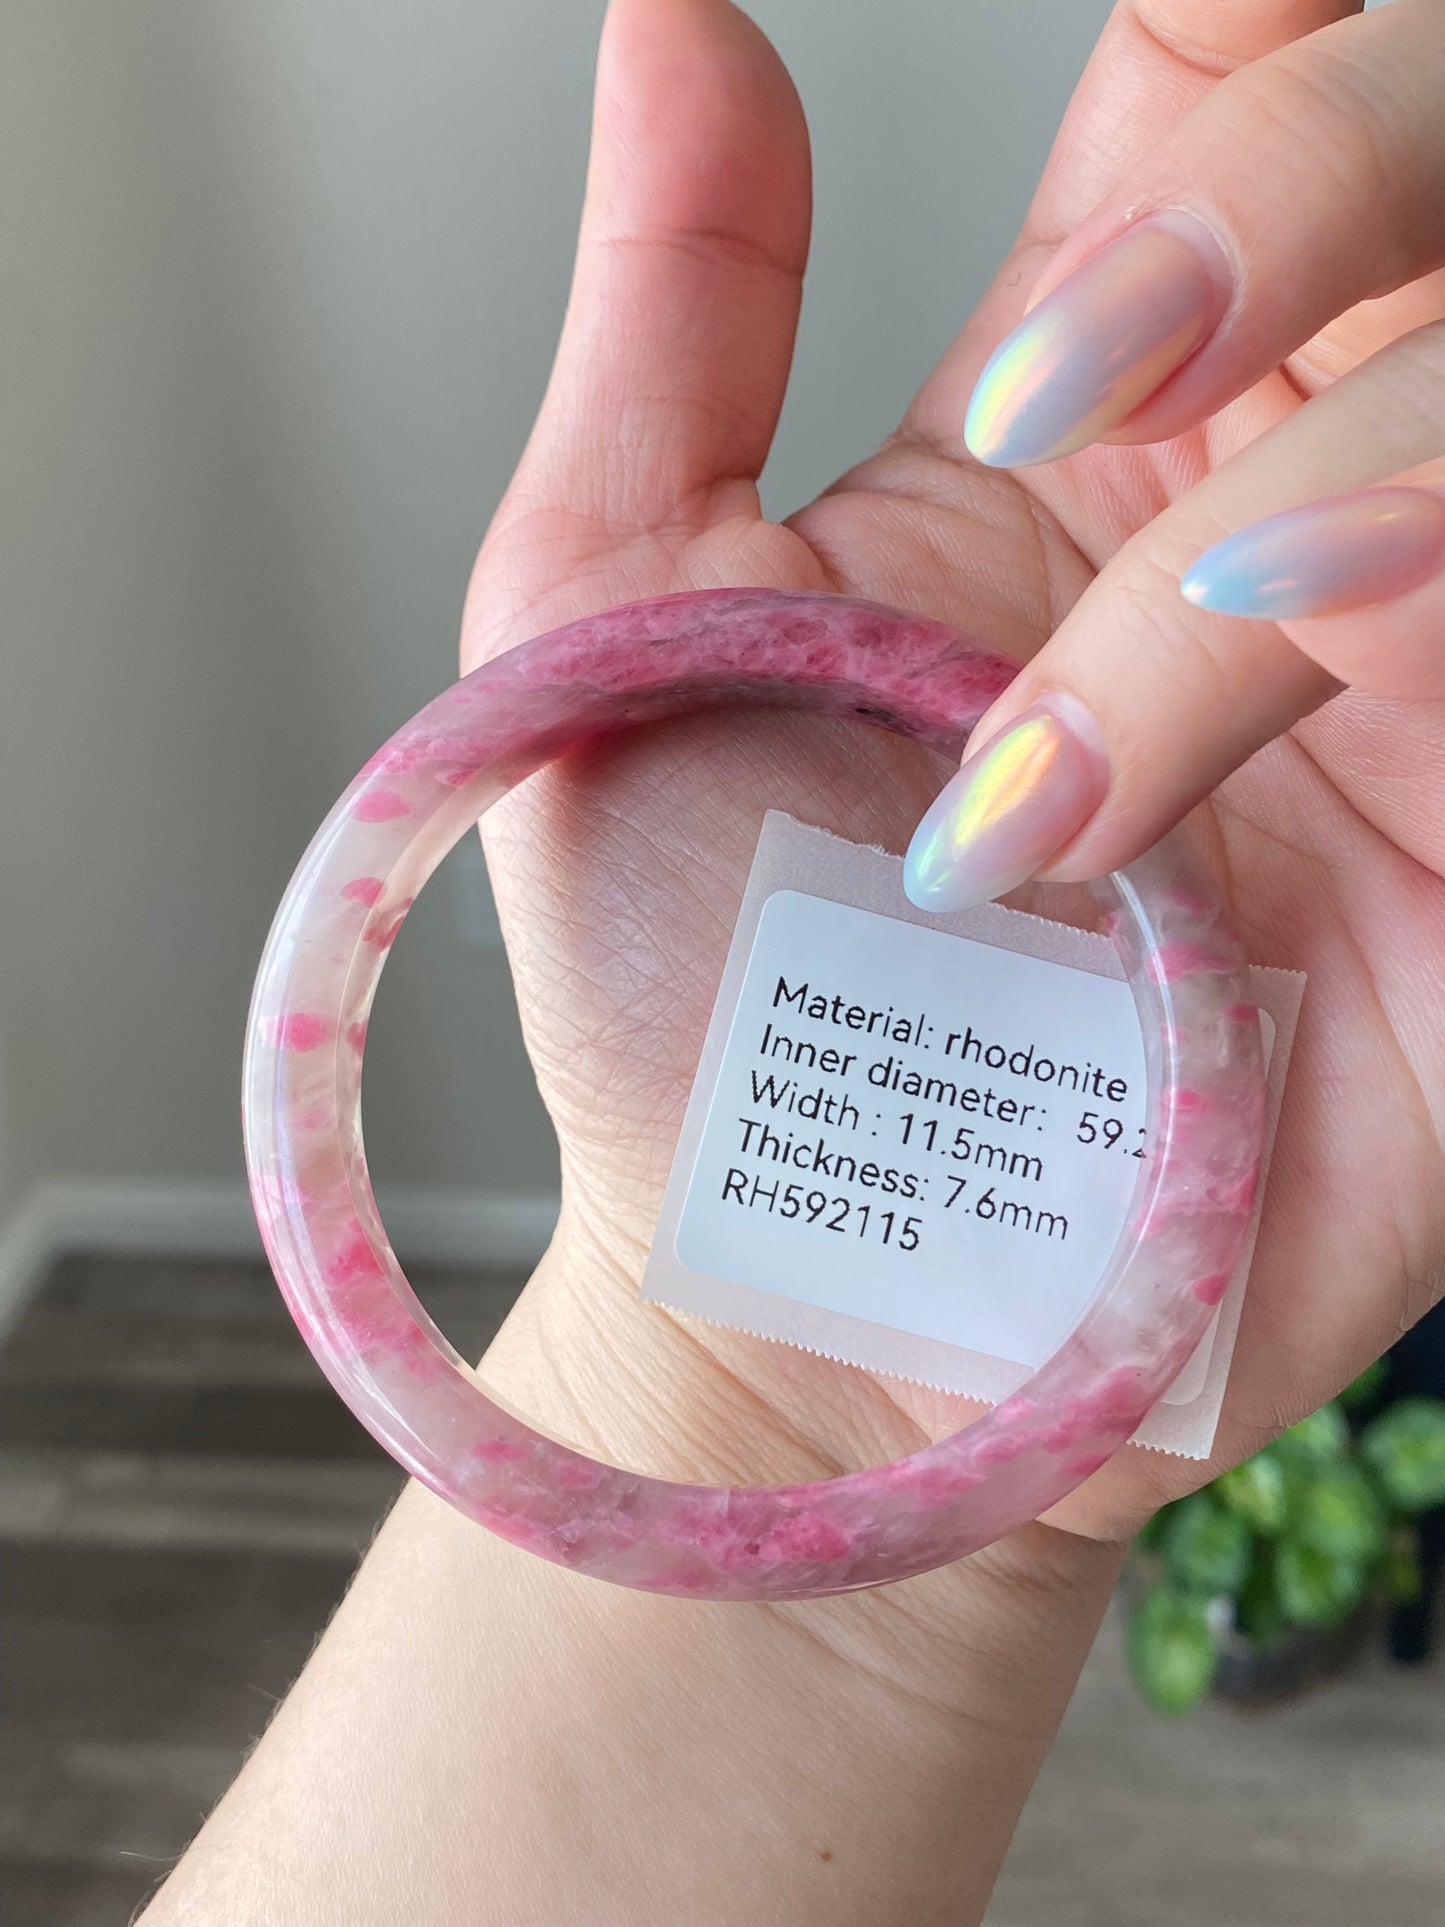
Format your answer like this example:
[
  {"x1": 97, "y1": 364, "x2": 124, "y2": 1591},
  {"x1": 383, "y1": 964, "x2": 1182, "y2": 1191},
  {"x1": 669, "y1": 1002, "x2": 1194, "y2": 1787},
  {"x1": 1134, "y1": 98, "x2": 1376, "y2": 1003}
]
[
  {"x1": 904, "y1": 0, "x2": 1359, "y2": 454},
  {"x1": 1023, "y1": 0, "x2": 1361, "y2": 244}
]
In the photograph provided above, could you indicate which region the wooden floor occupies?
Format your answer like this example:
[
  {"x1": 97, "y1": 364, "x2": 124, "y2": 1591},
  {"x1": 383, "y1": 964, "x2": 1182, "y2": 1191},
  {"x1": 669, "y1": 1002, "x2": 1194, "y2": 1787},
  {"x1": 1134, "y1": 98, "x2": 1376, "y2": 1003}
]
[
  {"x1": 985, "y1": 1611, "x2": 1445, "y2": 1926},
  {"x1": 0, "y1": 1255, "x2": 520, "y2": 1925},
  {"x1": 2, "y1": 1256, "x2": 1443, "y2": 1925}
]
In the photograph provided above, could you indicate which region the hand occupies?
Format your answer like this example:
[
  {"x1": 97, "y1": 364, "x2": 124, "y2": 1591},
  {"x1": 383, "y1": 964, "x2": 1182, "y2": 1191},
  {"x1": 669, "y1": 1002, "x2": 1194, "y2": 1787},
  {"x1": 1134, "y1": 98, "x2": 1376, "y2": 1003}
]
[
  {"x1": 144, "y1": 9, "x2": 1445, "y2": 1922},
  {"x1": 464, "y1": 0, "x2": 1445, "y2": 1565},
  {"x1": 464, "y1": 0, "x2": 1445, "y2": 1564}
]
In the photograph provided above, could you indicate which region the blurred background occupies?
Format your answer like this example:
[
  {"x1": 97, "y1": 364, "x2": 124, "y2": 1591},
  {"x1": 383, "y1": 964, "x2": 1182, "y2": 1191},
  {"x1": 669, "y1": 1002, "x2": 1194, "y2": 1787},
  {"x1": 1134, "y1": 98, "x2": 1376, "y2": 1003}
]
[{"x1": 3, "y1": 4, "x2": 1439, "y2": 1926}]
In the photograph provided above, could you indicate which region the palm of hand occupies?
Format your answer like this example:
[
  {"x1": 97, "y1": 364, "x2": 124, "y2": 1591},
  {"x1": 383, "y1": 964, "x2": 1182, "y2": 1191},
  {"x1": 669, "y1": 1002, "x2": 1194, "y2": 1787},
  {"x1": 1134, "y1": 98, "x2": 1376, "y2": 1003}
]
[{"x1": 459, "y1": 5, "x2": 1445, "y2": 1547}]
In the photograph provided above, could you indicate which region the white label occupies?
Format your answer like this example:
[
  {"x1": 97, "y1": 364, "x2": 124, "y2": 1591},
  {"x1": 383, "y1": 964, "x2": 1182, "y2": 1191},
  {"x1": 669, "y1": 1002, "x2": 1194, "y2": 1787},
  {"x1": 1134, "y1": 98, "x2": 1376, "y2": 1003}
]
[
  {"x1": 642, "y1": 814, "x2": 1303, "y2": 1459},
  {"x1": 676, "y1": 887, "x2": 1155, "y2": 1365}
]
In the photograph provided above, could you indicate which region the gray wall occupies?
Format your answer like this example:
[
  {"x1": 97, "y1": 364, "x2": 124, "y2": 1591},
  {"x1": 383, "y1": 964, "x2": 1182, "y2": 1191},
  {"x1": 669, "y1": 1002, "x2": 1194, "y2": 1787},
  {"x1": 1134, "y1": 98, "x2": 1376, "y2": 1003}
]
[{"x1": 0, "y1": 1, "x2": 1108, "y2": 1227}]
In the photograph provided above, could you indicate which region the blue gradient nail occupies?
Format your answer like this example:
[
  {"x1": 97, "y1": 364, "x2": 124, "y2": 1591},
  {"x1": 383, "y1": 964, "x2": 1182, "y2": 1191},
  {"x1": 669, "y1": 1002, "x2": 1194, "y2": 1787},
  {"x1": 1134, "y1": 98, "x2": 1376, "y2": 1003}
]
[{"x1": 1181, "y1": 489, "x2": 1445, "y2": 620}]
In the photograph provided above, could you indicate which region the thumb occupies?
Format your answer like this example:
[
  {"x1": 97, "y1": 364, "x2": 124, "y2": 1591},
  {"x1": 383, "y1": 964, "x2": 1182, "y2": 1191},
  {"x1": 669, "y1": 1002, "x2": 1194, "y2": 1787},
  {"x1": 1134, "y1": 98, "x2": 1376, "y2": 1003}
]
[{"x1": 475, "y1": 0, "x2": 809, "y2": 577}]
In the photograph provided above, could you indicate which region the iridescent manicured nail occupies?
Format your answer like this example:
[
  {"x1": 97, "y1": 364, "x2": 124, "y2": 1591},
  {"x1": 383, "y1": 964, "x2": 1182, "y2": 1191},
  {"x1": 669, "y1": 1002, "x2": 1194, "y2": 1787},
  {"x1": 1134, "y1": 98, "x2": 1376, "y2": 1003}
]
[
  {"x1": 965, "y1": 214, "x2": 1230, "y2": 469},
  {"x1": 903, "y1": 703, "x2": 1108, "y2": 914},
  {"x1": 1181, "y1": 488, "x2": 1445, "y2": 621}
]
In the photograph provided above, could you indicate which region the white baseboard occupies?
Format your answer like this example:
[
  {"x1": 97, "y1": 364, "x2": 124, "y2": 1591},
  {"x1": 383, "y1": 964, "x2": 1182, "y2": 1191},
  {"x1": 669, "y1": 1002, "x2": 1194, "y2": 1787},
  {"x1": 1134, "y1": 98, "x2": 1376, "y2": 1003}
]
[
  {"x1": 0, "y1": 1177, "x2": 559, "y2": 1343},
  {"x1": 0, "y1": 1190, "x2": 62, "y2": 1346}
]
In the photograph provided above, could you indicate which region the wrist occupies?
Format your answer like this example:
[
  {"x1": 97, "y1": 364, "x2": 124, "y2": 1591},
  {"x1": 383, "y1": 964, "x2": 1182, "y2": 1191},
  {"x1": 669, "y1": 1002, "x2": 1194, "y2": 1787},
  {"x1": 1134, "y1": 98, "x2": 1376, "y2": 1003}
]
[
  {"x1": 357, "y1": 1479, "x2": 1120, "y2": 1927},
  {"x1": 392, "y1": 1475, "x2": 1121, "y2": 1926},
  {"x1": 147, "y1": 1237, "x2": 1124, "y2": 1927},
  {"x1": 478, "y1": 1225, "x2": 1127, "y2": 1707}
]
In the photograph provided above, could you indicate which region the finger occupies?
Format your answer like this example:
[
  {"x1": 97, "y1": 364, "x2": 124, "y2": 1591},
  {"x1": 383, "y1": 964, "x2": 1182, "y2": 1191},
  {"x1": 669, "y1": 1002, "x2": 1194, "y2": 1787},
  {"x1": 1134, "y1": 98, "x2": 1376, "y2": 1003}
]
[
  {"x1": 955, "y1": 0, "x2": 1445, "y2": 469},
  {"x1": 906, "y1": 0, "x2": 1360, "y2": 446},
  {"x1": 488, "y1": 0, "x2": 809, "y2": 545},
  {"x1": 900, "y1": 320, "x2": 1445, "y2": 911},
  {"x1": 1290, "y1": 265, "x2": 1445, "y2": 398},
  {"x1": 1183, "y1": 477, "x2": 1445, "y2": 702},
  {"x1": 1023, "y1": 0, "x2": 1362, "y2": 245}
]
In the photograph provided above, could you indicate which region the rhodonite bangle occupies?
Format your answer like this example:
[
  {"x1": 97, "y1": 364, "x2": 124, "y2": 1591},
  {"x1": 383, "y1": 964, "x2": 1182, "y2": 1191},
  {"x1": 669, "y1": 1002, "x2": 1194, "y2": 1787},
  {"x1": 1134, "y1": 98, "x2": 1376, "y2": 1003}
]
[{"x1": 243, "y1": 588, "x2": 1265, "y2": 1601}]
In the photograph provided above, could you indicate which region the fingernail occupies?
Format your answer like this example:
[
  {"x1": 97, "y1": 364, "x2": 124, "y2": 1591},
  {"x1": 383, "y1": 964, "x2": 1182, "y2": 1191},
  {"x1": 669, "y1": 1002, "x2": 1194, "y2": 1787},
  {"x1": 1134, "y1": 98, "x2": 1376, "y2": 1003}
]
[
  {"x1": 965, "y1": 213, "x2": 1230, "y2": 468},
  {"x1": 903, "y1": 703, "x2": 1108, "y2": 913},
  {"x1": 1181, "y1": 488, "x2": 1445, "y2": 620}
]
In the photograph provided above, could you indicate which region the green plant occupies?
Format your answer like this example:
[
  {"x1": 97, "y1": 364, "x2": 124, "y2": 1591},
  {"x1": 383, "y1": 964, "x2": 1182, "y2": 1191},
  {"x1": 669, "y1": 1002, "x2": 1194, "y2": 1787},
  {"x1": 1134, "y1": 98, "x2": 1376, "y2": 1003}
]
[{"x1": 1127, "y1": 1370, "x2": 1445, "y2": 1717}]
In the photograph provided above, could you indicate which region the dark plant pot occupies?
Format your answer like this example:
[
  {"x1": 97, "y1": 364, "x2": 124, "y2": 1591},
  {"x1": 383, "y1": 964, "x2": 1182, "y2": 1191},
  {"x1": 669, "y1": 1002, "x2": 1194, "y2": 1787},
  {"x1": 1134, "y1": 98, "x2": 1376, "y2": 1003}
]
[{"x1": 1213, "y1": 1603, "x2": 1373, "y2": 1707}]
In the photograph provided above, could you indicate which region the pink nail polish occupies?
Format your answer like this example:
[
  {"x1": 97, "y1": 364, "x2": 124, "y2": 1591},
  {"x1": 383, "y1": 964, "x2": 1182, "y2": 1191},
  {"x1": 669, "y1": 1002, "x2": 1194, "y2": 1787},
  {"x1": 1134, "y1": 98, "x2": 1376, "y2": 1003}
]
[
  {"x1": 903, "y1": 702, "x2": 1109, "y2": 912},
  {"x1": 965, "y1": 213, "x2": 1231, "y2": 468},
  {"x1": 1182, "y1": 487, "x2": 1445, "y2": 620}
]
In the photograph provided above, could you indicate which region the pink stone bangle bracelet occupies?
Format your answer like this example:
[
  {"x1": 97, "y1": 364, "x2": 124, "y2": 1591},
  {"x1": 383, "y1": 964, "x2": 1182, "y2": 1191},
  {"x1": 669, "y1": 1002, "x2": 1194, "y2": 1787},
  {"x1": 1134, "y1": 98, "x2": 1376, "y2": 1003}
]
[{"x1": 243, "y1": 589, "x2": 1265, "y2": 1601}]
